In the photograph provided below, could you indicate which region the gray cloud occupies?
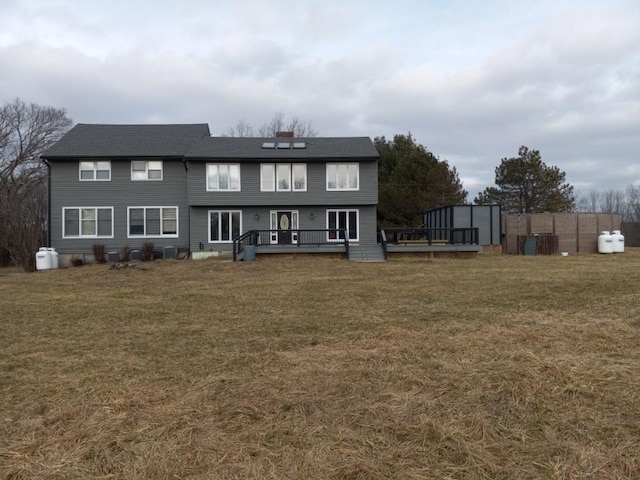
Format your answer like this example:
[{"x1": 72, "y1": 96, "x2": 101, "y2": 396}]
[{"x1": 0, "y1": 0, "x2": 638, "y2": 197}]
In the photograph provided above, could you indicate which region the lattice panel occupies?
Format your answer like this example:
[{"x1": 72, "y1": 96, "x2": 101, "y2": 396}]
[
  {"x1": 388, "y1": 251, "x2": 478, "y2": 260},
  {"x1": 480, "y1": 244, "x2": 502, "y2": 254}
]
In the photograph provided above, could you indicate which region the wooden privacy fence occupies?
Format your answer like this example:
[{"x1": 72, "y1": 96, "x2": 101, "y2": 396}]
[{"x1": 503, "y1": 213, "x2": 621, "y2": 254}]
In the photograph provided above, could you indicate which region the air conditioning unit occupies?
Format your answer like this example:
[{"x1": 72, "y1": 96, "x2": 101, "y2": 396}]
[{"x1": 163, "y1": 246, "x2": 177, "y2": 259}]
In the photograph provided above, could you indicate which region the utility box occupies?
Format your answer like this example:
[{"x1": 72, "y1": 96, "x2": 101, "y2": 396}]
[
  {"x1": 163, "y1": 246, "x2": 177, "y2": 259},
  {"x1": 523, "y1": 237, "x2": 537, "y2": 256},
  {"x1": 243, "y1": 245, "x2": 256, "y2": 261}
]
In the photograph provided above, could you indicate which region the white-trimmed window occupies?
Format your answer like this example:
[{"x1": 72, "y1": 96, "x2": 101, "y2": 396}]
[
  {"x1": 209, "y1": 210, "x2": 242, "y2": 242},
  {"x1": 327, "y1": 209, "x2": 359, "y2": 241},
  {"x1": 261, "y1": 163, "x2": 306, "y2": 191},
  {"x1": 207, "y1": 164, "x2": 241, "y2": 191},
  {"x1": 63, "y1": 207, "x2": 113, "y2": 238},
  {"x1": 128, "y1": 207, "x2": 178, "y2": 237},
  {"x1": 131, "y1": 160, "x2": 163, "y2": 180},
  {"x1": 79, "y1": 161, "x2": 111, "y2": 181},
  {"x1": 326, "y1": 163, "x2": 359, "y2": 191}
]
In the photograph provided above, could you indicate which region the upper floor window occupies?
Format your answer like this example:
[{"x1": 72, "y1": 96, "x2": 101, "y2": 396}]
[
  {"x1": 207, "y1": 164, "x2": 240, "y2": 191},
  {"x1": 79, "y1": 161, "x2": 110, "y2": 181},
  {"x1": 131, "y1": 160, "x2": 163, "y2": 181},
  {"x1": 261, "y1": 163, "x2": 306, "y2": 191},
  {"x1": 327, "y1": 163, "x2": 359, "y2": 191},
  {"x1": 63, "y1": 207, "x2": 113, "y2": 238},
  {"x1": 128, "y1": 206, "x2": 178, "y2": 237}
]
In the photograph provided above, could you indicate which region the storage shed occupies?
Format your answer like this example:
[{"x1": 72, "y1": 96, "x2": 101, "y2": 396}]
[{"x1": 422, "y1": 205, "x2": 502, "y2": 253}]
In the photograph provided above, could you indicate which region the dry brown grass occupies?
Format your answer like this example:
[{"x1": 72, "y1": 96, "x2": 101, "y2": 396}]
[
  {"x1": 1, "y1": 250, "x2": 639, "y2": 479},
  {"x1": 0, "y1": 266, "x2": 23, "y2": 276}
]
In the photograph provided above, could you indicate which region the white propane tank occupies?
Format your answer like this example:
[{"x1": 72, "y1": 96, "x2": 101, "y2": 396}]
[
  {"x1": 48, "y1": 247, "x2": 59, "y2": 269},
  {"x1": 36, "y1": 247, "x2": 52, "y2": 270},
  {"x1": 598, "y1": 231, "x2": 614, "y2": 254},
  {"x1": 611, "y1": 230, "x2": 625, "y2": 253}
]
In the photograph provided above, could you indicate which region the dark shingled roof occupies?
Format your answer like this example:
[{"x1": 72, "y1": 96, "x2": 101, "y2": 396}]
[
  {"x1": 186, "y1": 137, "x2": 379, "y2": 160},
  {"x1": 41, "y1": 123, "x2": 211, "y2": 158}
]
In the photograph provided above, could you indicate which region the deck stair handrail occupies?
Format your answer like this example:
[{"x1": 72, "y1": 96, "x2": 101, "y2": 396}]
[{"x1": 380, "y1": 229, "x2": 388, "y2": 260}]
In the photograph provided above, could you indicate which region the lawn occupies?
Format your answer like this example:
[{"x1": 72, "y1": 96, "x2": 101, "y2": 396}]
[{"x1": 1, "y1": 251, "x2": 639, "y2": 479}]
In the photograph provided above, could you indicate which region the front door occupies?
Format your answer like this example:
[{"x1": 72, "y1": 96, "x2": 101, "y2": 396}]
[{"x1": 270, "y1": 210, "x2": 299, "y2": 244}]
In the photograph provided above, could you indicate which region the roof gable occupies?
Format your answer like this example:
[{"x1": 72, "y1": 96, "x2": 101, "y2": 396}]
[{"x1": 41, "y1": 123, "x2": 211, "y2": 158}]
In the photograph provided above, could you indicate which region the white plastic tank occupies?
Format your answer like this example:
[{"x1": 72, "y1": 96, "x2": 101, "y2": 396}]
[
  {"x1": 611, "y1": 230, "x2": 625, "y2": 253},
  {"x1": 48, "y1": 247, "x2": 59, "y2": 269},
  {"x1": 598, "y1": 231, "x2": 614, "y2": 254},
  {"x1": 36, "y1": 247, "x2": 52, "y2": 270}
]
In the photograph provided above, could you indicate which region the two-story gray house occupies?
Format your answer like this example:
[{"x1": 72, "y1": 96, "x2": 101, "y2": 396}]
[{"x1": 41, "y1": 123, "x2": 380, "y2": 263}]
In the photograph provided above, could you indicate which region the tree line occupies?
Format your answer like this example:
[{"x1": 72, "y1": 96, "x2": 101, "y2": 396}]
[
  {"x1": 0, "y1": 99, "x2": 72, "y2": 271},
  {"x1": 2, "y1": 100, "x2": 637, "y2": 271}
]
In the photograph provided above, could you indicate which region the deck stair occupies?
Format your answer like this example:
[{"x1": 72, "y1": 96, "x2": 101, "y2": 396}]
[{"x1": 348, "y1": 244, "x2": 386, "y2": 262}]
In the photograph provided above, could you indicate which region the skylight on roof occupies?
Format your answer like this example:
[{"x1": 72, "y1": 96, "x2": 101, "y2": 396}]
[
  {"x1": 262, "y1": 142, "x2": 275, "y2": 149},
  {"x1": 293, "y1": 142, "x2": 306, "y2": 149},
  {"x1": 277, "y1": 142, "x2": 290, "y2": 149}
]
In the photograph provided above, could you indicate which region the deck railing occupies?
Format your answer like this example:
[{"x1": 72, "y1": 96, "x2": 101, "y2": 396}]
[
  {"x1": 380, "y1": 229, "x2": 388, "y2": 260},
  {"x1": 233, "y1": 229, "x2": 350, "y2": 261},
  {"x1": 378, "y1": 227, "x2": 479, "y2": 247}
]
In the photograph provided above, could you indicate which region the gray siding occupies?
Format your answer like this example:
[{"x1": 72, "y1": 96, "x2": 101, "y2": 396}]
[
  {"x1": 187, "y1": 160, "x2": 377, "y2": 206},
  {"x1": 50, "y1": 158, "x2": 190, "y2": 254},
  {"x1": 190, "y1": 205, "x2": 377, "y2": 253},
  {"x1": 50, "y1": 157, "x2": 378, "y2": 256}
]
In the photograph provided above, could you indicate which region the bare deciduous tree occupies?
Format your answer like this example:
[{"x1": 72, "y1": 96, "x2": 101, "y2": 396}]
[
  {"x1": 626, "y1": 185, "x2": 640, "y2": 223},
  {"x1": 624, "y1": 184, "x2": 640, "y2": 246},
  {"x1": 227, "y1": 112, "x2": 317, "y2": 138},
  {"x1": 599, "y1": 188, "x2": 626, "y2": 215},
  {"x1": 576, "y1": 189, "x2": 600, "y2": 212},
  {"x1": 226, "y1": 118, "x2": 255, "y2": 137},
  {"x1": 0, "y1": 99, "x2": 72, "y2": 271}
]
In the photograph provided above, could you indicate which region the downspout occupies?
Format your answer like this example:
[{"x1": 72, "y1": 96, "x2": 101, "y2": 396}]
[
  {"x1": 42, "y1": 158, "x2": 51, "y2": 247},
  {"x1": 182, "y1": 157, "x2": 190, "y2": 254}
]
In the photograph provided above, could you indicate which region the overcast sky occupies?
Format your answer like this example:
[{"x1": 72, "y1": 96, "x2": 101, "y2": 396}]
[{"x1": 1, "y1": 0, "x2": 638, "y2": 198}]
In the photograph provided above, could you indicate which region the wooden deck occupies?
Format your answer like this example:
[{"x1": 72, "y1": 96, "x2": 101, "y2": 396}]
[{"x1": 385, "y1": 243, "x2": 480, "y2": 253}]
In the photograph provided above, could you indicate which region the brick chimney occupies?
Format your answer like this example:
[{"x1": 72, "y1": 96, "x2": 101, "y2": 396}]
[{"x1": 276, "y1": 131, "x2": 294, "y2": 138}]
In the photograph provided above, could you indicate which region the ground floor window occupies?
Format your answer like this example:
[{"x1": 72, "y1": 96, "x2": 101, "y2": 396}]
[
  {"x1": 209, "y1": 210, "x2": 241, "y2": 242},
  {"x1": 128, "y1": 207, "x2": 178, "y2": 237},
  {"x1": 63, "y1": 207, "x2": 113, "y2": 238},
  {"x1": 327, "y1": 209, "x2": 359, "y2": 241}
]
